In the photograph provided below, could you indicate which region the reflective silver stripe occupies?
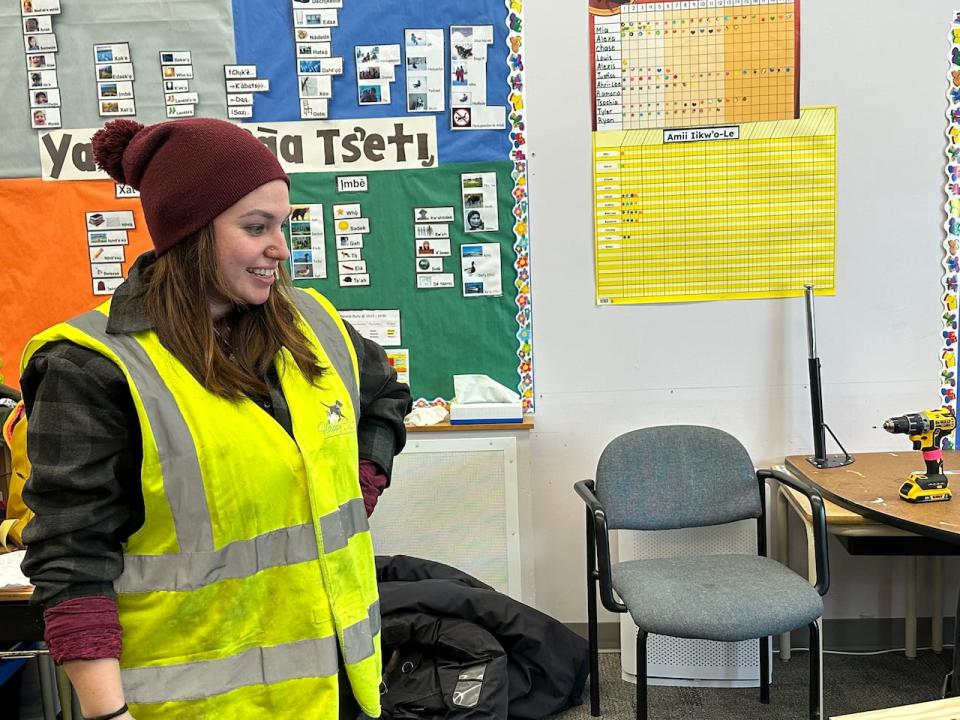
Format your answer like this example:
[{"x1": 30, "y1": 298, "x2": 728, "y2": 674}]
[
  {"x1": 116, "y1": 522, "x2": 319, "y2": 593},
  {"x1": 121, "y1": 635, "x2": 339, "y2": 706},
  {"x1": 67, "y1": 311, "x2": 214, "y2": 553},
  {"x1": 291, "y1": 289, "x2": 360, "y2": 418},
  {"x1": 342, "y1": 600, "x2": 380, "y2": 665},
  {"x1": 319, "y1": 497, "x2": 368, "y2": 553}
]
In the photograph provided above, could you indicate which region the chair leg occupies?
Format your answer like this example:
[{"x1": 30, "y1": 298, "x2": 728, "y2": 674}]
[
  {"x1": 587, "y1": 577, "x2": 600, "y2": 716},
  {"x1": 760, "y1": 635, "x2": 770, "y2": 704},
  {"x1": 586, "y1": 509, "x2": 601, "y2": 717},
  {"x1": 808, "y1": 619, "x2": 823, "y2": 720},
  {"x1": 636, "y1": 629, "x2": 648, "y2": 720}
]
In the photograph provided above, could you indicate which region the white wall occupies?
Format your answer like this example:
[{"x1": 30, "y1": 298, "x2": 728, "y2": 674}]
[{"x1": 524, "y1": 0, "x2": 959, "y2": 625}]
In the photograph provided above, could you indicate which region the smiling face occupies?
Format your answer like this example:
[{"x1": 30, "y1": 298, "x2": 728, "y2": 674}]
[{"x1": 209, "y1": 179, "x2": 291, "y2": 319}]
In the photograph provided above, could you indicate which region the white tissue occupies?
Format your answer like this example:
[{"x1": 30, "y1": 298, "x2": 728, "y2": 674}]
[
  {"x1": 453, "y1": 374, "x2": 520, "y2": 404},
  {"x1": 404, "y1": 405, "x2": 449, "y2": 426}
]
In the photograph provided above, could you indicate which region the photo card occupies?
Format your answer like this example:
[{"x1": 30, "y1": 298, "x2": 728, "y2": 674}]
[
  {"x1": 163, "y1": 79, "x2": 189, "y2": 93},
  {"x1": 23, "y1": 14, "x2": 53, "y2": 34},
  {"x1": 97, "y1": 80, "x2": 134, "y2": 100},
  {"x1": 28, "y1": 69, "x2": 58, "y2": 89},
  {"x1": 86, "y1": 210, "x2": 135, "y2": 230},
  {"x1": 21, "y1": 0, "x2": 62, "y2": 16},
  {"x1": 161, "y1": 64, "x2": 193, "y2": 80},
  {"x1": 30, "y1": 106, "x2": 60, "y2": 129},
  {"x1": 94, "y1": 42, "x2": 131, "y2": 64},
  {"x1": 166, "y1": 104, "x2": 195, "y2": 118},
  {"x1": 294, "y1": 27, "x2": 331, "y2": 42},
  {"x1": 87, "y1": 230, "x2": 129, "y2": 246},
  {"x1": 159, "y1": 50, "x2": 192, "y2": 66},
  {"x1": 30, "y1": 87, "x2": 60, "y2": 107},
  {"x1": 293, "y1": 9, "x2": 338, "y2": 27},
  {"x1": 99, "y1": 98, "x2": 136, "y2": 117},
  {"x1": 25, "y1": 33, "x2": 57, "y2": 53},
  {"x1": 26, "y1": 52, "x2": 55, "y2": 70},
  {"x1": 299, "y1": 99, "x2": 327, "y2": 119},
  {"x1": 298, "y1": 74, "x2": 332, "y2": 99},
  {"x1": 97, "y1": 62, "x2": 135, "y2": 81}
]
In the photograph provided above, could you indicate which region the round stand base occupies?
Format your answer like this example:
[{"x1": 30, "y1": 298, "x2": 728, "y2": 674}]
[{"x1": 806, "y1": 454, "x2": 854, "y2": 469}]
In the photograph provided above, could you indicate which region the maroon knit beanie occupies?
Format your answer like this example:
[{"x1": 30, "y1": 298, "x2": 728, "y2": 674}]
[{"x1": 91, "y1": 118, "x2": 289, "y2": 256}]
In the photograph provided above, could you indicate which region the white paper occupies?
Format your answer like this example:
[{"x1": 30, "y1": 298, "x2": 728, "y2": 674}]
[
  {"x1": 0, "y1": 551, "x2": 30, "y2": 589},
  {"x1": 339, "y1": 309, "x2": 402, "y2": 347},
  {"x1": 453, "y1": 374, "x2": 519, "y2": 403}
]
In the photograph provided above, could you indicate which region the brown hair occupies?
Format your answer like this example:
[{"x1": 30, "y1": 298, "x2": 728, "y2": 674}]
[{"x1": 141, "y1": 226, "x2": 324, "y2": 399}]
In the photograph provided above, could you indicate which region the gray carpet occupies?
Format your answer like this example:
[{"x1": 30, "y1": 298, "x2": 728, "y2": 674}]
[
  {"x1": 15, "y1": 649, "x2": 956, "y2": 719},
  {"x1": 557, "y1": 650, "x2": 955, "y2": 720}
]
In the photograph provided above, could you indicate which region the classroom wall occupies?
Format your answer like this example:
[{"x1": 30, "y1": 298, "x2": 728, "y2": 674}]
[{"x1": 524, "y1": 0, "x2": 960, "y2": 627}]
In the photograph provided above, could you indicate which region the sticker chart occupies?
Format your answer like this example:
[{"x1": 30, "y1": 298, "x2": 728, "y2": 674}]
[
  {"x1": 592, "y1": 0, "x2": 799, "y2": 131},
  {"x1": 593, "y1": 106, "x2": 836, "y2": 305}
]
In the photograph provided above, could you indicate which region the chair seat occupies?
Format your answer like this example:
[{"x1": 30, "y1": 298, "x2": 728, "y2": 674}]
[{"x1": 612, "y1": 554, "x2": 823, "y2": 642}]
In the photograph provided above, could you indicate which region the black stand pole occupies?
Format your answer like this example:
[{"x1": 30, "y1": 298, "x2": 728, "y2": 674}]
[{"x1": 804, "y1": 285, "x2": 854, "y2": 469}]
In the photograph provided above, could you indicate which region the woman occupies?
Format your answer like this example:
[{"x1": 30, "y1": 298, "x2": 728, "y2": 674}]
[{"x1": 19, "y1": 117, "x2": 411, "y2": 720}]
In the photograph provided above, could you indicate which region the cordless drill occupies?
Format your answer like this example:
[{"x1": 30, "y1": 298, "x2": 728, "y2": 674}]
[{"x1": 882, "y1": 408, "x2": 957, "y2": 503}]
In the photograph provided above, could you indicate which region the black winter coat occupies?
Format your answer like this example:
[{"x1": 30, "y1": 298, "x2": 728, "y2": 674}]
[{"x1": 376, "y1": 555, "x2": 589, "y2": 720}]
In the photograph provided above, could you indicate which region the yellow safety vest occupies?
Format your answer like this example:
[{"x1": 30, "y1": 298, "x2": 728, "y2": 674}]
[{"x1": 22, "y1": 289, "x2": 381, "y2": 720}]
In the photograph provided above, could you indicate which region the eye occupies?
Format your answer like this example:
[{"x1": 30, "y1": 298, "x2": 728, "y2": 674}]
[{"x1": 246, "y1": 225, "x2": 266, "y2": 236}]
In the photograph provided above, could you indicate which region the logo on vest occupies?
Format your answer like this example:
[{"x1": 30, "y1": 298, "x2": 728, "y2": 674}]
[{"x1": 319, "y1": 400, "x2": 348, "y2": 434}]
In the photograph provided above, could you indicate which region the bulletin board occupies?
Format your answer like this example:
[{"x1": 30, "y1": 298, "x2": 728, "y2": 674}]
[{"x1": 0, "y1": 0, "x2": 533, "y2": 408}]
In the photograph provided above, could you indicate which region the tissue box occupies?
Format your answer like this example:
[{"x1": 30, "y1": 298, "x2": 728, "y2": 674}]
[{"x1": 449, "y1": 401, "x2": 523, "y2": 424}]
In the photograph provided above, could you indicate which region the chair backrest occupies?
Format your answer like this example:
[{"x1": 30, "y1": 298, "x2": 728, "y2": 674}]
[{"x1": 595, "y1": 425, "x2": 761, "y2": 531}]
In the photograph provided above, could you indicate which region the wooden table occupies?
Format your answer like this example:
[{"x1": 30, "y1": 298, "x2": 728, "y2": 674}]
[
  {"x1": 784, "y1": 452, "x2": 960, "y2": 544},
  {"x1": 775, "y1": 484, "x2": 943, "y2": 660},
  {"x1": 785, "y1": 452, "x2": 960, "y2": 695}
]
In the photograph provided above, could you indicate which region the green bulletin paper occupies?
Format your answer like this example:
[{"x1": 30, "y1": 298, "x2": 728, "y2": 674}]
[{"x1": 288, "y1": 160, "x2": 520, "y2": 402}]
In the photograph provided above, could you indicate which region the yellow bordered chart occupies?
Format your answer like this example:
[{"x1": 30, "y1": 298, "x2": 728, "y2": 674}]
[{"x1": 593, "y1": 105, "x2": 837, "y2": 305}]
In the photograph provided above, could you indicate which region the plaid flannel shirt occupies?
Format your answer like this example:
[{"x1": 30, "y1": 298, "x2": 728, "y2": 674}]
[{"x1": 19, "y1": 252, "x2": 411, "y2": 606}]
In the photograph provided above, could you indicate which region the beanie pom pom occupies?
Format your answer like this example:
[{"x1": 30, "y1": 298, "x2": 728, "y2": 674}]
[{"x1": 92, "y1": 119, "x2": 144, "y2": 185}]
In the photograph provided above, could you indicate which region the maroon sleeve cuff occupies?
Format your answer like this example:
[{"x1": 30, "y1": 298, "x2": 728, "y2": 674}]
[
  {"x1": 359, "y1": 459, "x2": 389, "y2": 517},
  {"x1": 43, "y1": 596, "x2": 122, "y2": 664}
]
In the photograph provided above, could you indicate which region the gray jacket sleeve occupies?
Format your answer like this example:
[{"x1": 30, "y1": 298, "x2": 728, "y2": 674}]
[
  {"x1": 344, "y1": 322, "x2": 412, "y2": 481},
  {"x1": 19, "y1": 341, "x2": 144, "y2": 607}
]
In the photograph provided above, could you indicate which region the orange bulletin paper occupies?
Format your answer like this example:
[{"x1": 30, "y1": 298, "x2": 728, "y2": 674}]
[{"x1": 0, "y1": 178, "x2": 152, "y2": 387}]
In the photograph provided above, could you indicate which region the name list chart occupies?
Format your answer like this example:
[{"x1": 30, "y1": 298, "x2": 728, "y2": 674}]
[{"x1": 592, "y1": 0, "x2": 799, "y2": 131}]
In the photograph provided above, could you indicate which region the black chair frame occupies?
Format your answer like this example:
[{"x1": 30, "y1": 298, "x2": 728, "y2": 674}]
[{"x1": 575, "y1": 467, "x2": 829, "y2": 720}]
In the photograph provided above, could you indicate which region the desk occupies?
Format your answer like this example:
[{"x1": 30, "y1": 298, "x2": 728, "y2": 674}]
[
  {"x1": 784, "y1": 452, "x2": 960, "y2": 544},
  {"x1": 784, "y1": 452, "x2": 960, "y2": 692},
  {"x1": 0, "y1": 586, "x2": 74, "y2": 720},
  {"x1": 775, "y1": 484, "x2": 944, "y2": 659}
]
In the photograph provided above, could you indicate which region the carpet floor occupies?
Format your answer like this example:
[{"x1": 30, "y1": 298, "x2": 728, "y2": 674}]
[{"x1": 556, "y1": 649, "x2": 954, "y2": 720}]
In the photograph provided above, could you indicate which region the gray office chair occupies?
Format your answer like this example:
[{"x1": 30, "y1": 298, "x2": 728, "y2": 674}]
[{"x1": 575, "y1": 425, "x2": 829, "y2": 720}]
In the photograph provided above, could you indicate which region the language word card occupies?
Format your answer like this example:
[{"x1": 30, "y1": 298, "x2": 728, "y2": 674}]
[
  {"x1": 460, "y1": 172, "x2": 499, "y2": 233},
  {"x1": 288, "y1": 203, "x2": 327, "y2": 279},
  {"x1": 404, "y1": 30, "x2": 444, "y2": 113},
  {"x1": 460, "y1": 243, "x2": 502, "y2": 297},
  {"x1": 450, "y1": 25, "x2": 505, "y2": 130}
]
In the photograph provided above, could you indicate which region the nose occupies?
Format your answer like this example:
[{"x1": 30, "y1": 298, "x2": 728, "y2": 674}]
[{"x1": 266, "y1": 230, "x2": 290, "y2": 261}]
